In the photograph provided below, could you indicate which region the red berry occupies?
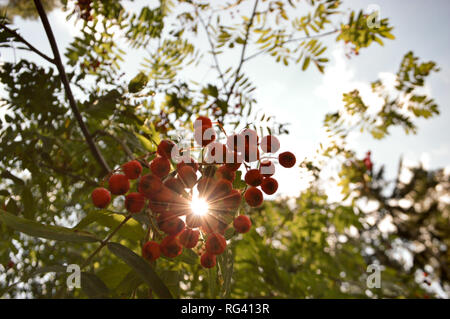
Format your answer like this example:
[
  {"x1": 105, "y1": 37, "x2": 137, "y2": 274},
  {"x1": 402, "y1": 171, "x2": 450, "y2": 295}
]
[
  {"x1": 160, "y1": 236, "x2": 183, "y2": 258},
  {"x1": 206, "y1": 142, "x2": 228, "y2": 164},
  {"x1": 108, "y1": 174, "x2": 130, "y2": 195},
  {"x1": 178, "y1": 165, "x2": 197, "y2": 189},
  {"x1": 125, "y1": 192, "x2": 146, "y2": 213},
  {"x1": 142, "y1": 241, "x2": 161, "y2": 262},
  {"x1": 261, "y1": 177, "x2": 278, "y2": 195},
  {"x1": 244, "y1": 187, "x2": 263, "y2": 207},
  {"x1": 233, "y1": 215, "x2": 252, "y2": 233},
  {"x1": 243, "y1": 144, "x2": 260, "y2": 162},
  {"x1": 206, "y1": 233, "x2": 227, "y2": 255},
  {"x1": 138, "y1": 174, "x2": 163, "y2": 198},
  {"x1": 7, "y1": 260, "x2": 15, "y2": 269},
  {"x1": 91, "y1": 187, "x2": 111, "y2": 208},
  {"x1": 157, "y1": 140, "x2": 175, "y2": 159},
  {"x1": 245, "y1": 169, "x2": 263, "y2": 187},
  {"x1": 185, "y1": 213, "x2": 203, "y2": 228},
  {"x1": 224, "y1": 151, "x2": 242, "y2": 171},
  {"x1": 164, "y1": 177, "x2": 185, "y2": 195},
  {"x1": 194, "y1": 125, "x2": 216, "y2": 146},
  {"x1": 122, "y1": 160, "x2": 142, "y2": 180},
  {"x1": 200, "y1": 252, "x2": 216, "y2": 268},
  {"x1": 226, "y1": 134, "x2": 245, "y2": 152},
  {"x1": 159, "y1": 215, "x2": 185, "y2": 236},
  {"x1": 241, "y1": 128, "x2": 259, "y2": 148},
  {"x1": 260, "y1": 135, "x2": 280, "y2": 153},
  {"x1": 209, "y1": 179, "x2": 232, "y2": 201},
  {"x1": 177, "y1": 158, "x2": 199, "y2": 172},
  {"x1": 179, "y1": 228, "x2": 200, "y2": 249},
  {"x1": 197, "y1": 177, "x2": 216, "y2": 198},
  {"x1": 194, "y1": 116, "x2": 212, "y2": 129},
  {"x1": 220, "y1": 189, "x2": 241, "y2": 211},
  {"x1": 278, "y1": 151, "x2": 296, "y2": 168},
  {"x1": 259, "y1": 161, "x2": 275, "y2": 177},
  {"x1": 216, "y1": 165, "x2": 236, "y2": 182},
  {"x1": 150, "y1": 156, "x2": 171, "y2": 178}
]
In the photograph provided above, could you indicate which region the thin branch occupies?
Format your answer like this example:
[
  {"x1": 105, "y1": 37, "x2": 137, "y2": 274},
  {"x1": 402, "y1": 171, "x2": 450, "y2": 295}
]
[
  {"x1": 225, "y1": 0, "x2": 259, "y2": 105},
  {"x1": 196, "y1": 8, "x2": 227, "y2": 90},
  {"x1": 243, "y1": 29, "x2": 339, "y2": 62},
  {"x1": 33, "y1": 0, "x2": 111, "y2": 175},
  {"x1": 81, "y1": 214, "x2": 132, "y2": 270},
  {"x1": 0, "y1": 22, "x2": 55, "y2": 63}
]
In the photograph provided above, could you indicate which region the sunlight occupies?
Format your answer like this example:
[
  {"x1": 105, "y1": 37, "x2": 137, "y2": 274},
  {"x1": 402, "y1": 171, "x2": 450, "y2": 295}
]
[{"x1": 190, "y1": 194, "x2": 209, "y2": 216}]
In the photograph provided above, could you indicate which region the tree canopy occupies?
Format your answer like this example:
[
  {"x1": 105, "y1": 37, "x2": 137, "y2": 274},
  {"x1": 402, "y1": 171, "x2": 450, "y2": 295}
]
[{"x1": 0, "y1": 0, "x2": 447, "y2": 299}]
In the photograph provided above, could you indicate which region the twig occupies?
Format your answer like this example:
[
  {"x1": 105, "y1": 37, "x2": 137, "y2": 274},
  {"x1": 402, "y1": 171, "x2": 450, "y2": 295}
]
[
  {"x1": 0, "y1": 22, "x2": 55, "y2": 63},
  {"x1": 225, "y1": 0, "x2": 259, "y2": 105},
  {"x1": 196, "y1": 8, "x2": 228, "y2": 90},
  {"x1": 33, "y1": 0, "x2": 111, "y2": 175},
  {"x1": 80, "y1": 214, "x2": 132, "y2": 270},
  {"x1": 243, "y1": 29, "x2": 339, "y2": 62}
]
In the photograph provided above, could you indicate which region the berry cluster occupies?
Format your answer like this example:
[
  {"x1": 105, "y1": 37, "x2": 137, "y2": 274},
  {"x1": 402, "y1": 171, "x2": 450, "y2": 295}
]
[{"x1": 91, "y1": 116, "x2": 296, "y2": 268}]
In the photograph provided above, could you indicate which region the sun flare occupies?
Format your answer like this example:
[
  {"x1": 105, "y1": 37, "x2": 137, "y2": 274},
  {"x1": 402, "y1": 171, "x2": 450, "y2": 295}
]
[{"x1": 190, "y1": 195, "x2": 209, "y2": 216}]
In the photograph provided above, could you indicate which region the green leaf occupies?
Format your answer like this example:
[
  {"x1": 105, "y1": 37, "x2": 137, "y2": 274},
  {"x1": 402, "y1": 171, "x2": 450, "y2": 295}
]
[
  {"x1": 81, "y1": 272, "x2": 110, "y2": 299},
  {"x1": 177, "y1": 248, "x2": 198, "y2": 265},
  {"x1": 302, "y1": 56, "x2": 311, "y2": 71},
  {"x1": 128, "y1": 71, "x2": 148, "y2": 93},
  {"x1": 0, "y1": 210, "x2": 99, "y2": 243},
  {"x1": 107, "y1": 242, "x2": 173, "y2": 299}
]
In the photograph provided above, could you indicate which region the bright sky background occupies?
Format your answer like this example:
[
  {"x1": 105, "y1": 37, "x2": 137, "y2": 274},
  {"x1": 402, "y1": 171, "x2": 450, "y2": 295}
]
[{"x1": 1, "y1": 0, "x2": 449, "y2": 201}]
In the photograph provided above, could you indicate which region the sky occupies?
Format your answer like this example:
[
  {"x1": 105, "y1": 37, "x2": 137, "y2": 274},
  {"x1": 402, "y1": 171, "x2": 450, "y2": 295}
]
[{"x1": 0, "y1": 0, "x2": 449, "y2": 200}]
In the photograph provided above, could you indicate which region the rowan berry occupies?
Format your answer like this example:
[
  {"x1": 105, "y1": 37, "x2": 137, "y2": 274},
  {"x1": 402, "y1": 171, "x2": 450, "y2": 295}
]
[
  {"x1": 259, "y1": 160, "x2": 275, "y2": 177},
  {"x1": 244, "y1": 187, "x2": 263, "y2": 207},
  {"x1": 122, "y1": 160, "x2": 142, "y2": 180},
  {"x1": 224, "y1": 151, "x2": 242, "y2": 171},
  {"x1": 194, "y1": 116, "x2": 213, "y2": 129},
  {"x1": 179, "y1": 228, "x2": 200, "y2": 249},
  {"x1": 243, "y1": 144, "x2": 260, "y2": 162},
  {"x1": 260, "y1": 135, "x2": 280, "y2": 153},
  {"x1": 164, "y1": 177, "x2": 185, "y2": 195},
  {"x1": 206, "y1": 233, "x2": 227, "y2": 255},
  {"x1": 209, "y1": 179, "x2": 232, "y2": 200},
  {"x1": 194, "y1": 125, "x2": 216, "y2": 146},
  {"x1": 177, "y1": 158, "x2": 199, "y2": 172},
  {"x1": 233, "y1": 215, "x2": 252, "y2": 234},
  {"x1": 150, "y1": 156, "x2": 171, "y2": 178},
  {"x1": 216, "y1": 165, "x2": 236, "y2": 182},
  {"x1": 278, "y1": 151, "x2": 296, "y2": 168},
  {"x1": 200, "y1": 252, "x2": 216, "y2": 268},
  {"x1": 108, "y1": 174, "x2": 130, "y2": 195},
  {"x1": 157, "y1": 139, "x2": 175, "y2": 159},
  {"x1": 125, "y1": 192, "x2": 146, "y2": 213},
  {"x1": 160, "y1": 236, "x2": 183, "y2": 258},
  {"x1": 159, "y1": 215, "x2": 186, "y2": 236},
  {"x1": 185, "y1": 213, "x2": 203, "y2": 228},
  {"x1": 178, "y1": 165, "x2": 197, "y2": 189},
  {"x1": 206, "y1": 142, "x2": 228, "y2": 164},
  {"x1": 245, "y1": 169, "x2": 263, "y2": 186},
  {"x1": 138, "y1": 174, "x2": 163, "y2": 198},
  {"x1": 261, "y1": 177, "x2": 278, "y2": 195},
  {"x1": 142, "y1": 241, "x2": 161, "y2": 262},
  {"x1": 91, "y1": 187, "x2": 111, "y2": 208}
]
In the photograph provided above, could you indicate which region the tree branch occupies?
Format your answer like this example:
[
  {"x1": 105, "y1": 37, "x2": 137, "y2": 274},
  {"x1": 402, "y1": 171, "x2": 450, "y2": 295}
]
[
  {"x1": 33, "y1": 0, "x2": 111, "y2": 175},
  {"x1": 243, "y1": 29, "x2": 339, "y2": 62},
  {"x1": 81, "y1": 214, "x2": 132, "y2": 270},
  {"x1": 0, "y1": 22, "x2": 55, "y2": 63},
  {"x1": 225, "y1": 0, "x2": 259, "y2": 105},
  {"x1": 196, "y1": 8, "x2": 228, "y2": 90}
]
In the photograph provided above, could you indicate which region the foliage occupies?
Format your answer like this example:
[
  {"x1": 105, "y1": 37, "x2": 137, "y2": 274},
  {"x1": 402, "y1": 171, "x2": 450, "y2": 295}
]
[{"x1": 0, "y1": 0, "x2": 446, "y2": 298}]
